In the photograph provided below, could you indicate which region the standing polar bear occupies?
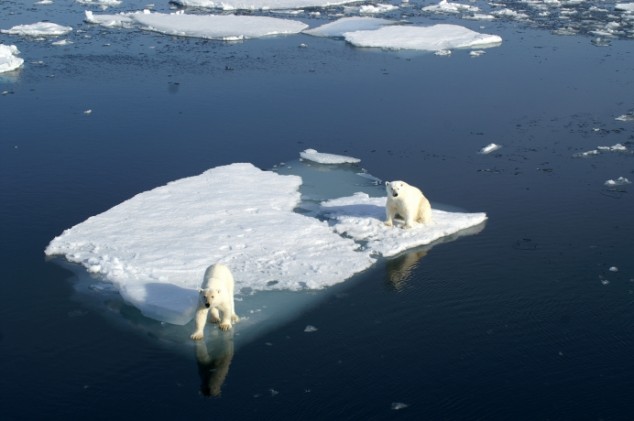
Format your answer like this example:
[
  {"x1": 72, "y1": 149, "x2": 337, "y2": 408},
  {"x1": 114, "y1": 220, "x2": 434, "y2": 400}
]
[
  {"x1": 385, "y1": 180, "x2": 432, "y2": 229},
  {"x1": 191, "y1": 263, "x2": 239, "y2": 341}
]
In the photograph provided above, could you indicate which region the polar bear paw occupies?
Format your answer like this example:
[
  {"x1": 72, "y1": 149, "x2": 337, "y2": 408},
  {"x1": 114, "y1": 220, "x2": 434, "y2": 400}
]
[
  {"x1": 191, "y1": 331, "x2": 204, "y2": 341},
  {"x1": 219, "y1": 322, "x2": 232, "y2": 331}
]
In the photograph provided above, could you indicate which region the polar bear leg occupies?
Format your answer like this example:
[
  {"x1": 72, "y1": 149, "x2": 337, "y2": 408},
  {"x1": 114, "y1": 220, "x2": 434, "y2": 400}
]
[
  {"x1": 210, "y1": 307, "x2": 221, "y2": 324},
  {"x1": 191, "y1": 307, "x2": 210, "y2": 340},
  {"x1": 385, "y1": 205, "x2": 395, "y2": 226}
]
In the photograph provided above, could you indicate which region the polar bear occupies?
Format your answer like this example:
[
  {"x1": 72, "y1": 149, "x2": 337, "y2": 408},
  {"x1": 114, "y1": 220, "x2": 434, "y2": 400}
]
[
  {"x1": 385, "y1": 180, "x2": 432, "y2": 229},
  {"x1": 191, "y1": 264, "x2": 239, "y2": 341}
]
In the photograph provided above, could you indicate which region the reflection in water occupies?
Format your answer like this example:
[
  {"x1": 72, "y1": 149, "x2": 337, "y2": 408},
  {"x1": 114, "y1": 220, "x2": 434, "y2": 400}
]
[
  {"x1": 386, "y1": 248, "x2": 428, "y2": 291},
  {"x1": 195, "y1": 330, "x2": 235, "y2": 397}
]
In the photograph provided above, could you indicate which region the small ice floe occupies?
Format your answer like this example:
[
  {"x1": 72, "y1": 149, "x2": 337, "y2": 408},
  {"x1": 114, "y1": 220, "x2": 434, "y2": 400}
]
[
  {"x1": 304, "y1": 325, "x2": 318, "y2": 332},
  {"x1": 304, "y1": 17, "x2": 395, "y2": 38},
  {"x1": 609, "y1": 266, "x2": 619, "y2": 272},
  {"x1": 84, "y1": 109, "x2": 93, "y2": 115},
  {"x1": 391, "y1": 402, "x2": 409, "y2": 410},
  {"x1": 0, "y1": 44, "x2": 24, "y2": 73},
  {"x1": 300, "y1": 149, "x2": 361, "y2": 165},
  {"x1": 359, "y1": 4, "x2": 399, "y2": 14},
  {"x1": 1, "y1": 22, "x2": 73, "y2": 37},
  {"x1": 479, "y1": 143, "x2": 501, "y2": 154},
  {"x1": 434, "y1": 49, "x2": 452, "y2": 56},
  {"x1": 615, "y1": 112, "x2": 634, "y2": 121},
  {"x1": 491, "y1": 8, "x2": 530, "y2": 20},
  {"x1": 470, "y1": 49, "x2": 486, "y2": 57},
  {"x1": 35, "y1": 0, "x2": 54, "y2": 4},
  {"x1": 76, "y1": 0, "x2": 123, "y2": 9},
  {"x1": 52, "y1": 39, "x2": 73, "y2": 46},
  {"x1": 615, "y1": 3, "x2": 634, "y2": 12},
  {"x1": 422, "y1": 0, "x2": 480, "y2": 14},
  {"x1": 597, "y1": 143, "x2": 628, "y2": 152},
  {"x1": 344, "y1": 24, "x2": 502, "y2": 52},
  {"x1": 604, "y1": 176, "x2": 631, "y2": 187}
]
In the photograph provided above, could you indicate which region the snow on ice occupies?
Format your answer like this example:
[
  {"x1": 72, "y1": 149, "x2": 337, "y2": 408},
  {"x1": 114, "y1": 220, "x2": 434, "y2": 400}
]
[
  {"x1": 0, "y1": 44, "x2": 24, "y2": 73},
  {"x1": 304, "y1": 17, "x2": 396, "y2": 38},
  {"x1": 45, "y1": 153, "x2": 487, "y2": 326}
]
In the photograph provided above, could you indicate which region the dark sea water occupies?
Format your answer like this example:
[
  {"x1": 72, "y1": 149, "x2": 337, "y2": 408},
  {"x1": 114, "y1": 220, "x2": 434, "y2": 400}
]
[{"x1": 2, "y1": 1, "x2": 634, "y2": 419}]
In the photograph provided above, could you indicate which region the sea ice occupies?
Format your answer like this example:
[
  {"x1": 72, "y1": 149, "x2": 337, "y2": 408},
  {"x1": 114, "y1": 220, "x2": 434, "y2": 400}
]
[
  {"x1": 604, "y1": 176, "x2": 631, "y2": 186},
  {"x1": 76, "y1": 0, "x2": 122, "y2": 8},
  {"x1": 616, "y1": 3, "x2": 634, "y2": 12},
  {"x1": 171, "y1": 0, "x2": 361, "y2": 10},
  {"x1": 300, "y1": 148, "x2": 361, "y2": 164},
  {"x1": 1, "y1": 22, "x2": 73, "y2": 37},
  {"x1": 304, "y1": 17, "x2": 396, "y2": 38},
  {"x1": 85, "y1": 10, "x2": 308, "y2": 40},
  {"x1": 422, "y1": 0, "x2": 480, "y2": 14},
  {"x1": 344, "y1": 24, "x2": 502, "y2": 52},
  {"x1": 0, "y1": 44, "x2": 24, "y2": 73},
  {"x1": 46, "y1": 158, "x2": 487, "y2": 326},
  {"x1": 479, "y1": 143, "x2": 501, "y2": 154}
]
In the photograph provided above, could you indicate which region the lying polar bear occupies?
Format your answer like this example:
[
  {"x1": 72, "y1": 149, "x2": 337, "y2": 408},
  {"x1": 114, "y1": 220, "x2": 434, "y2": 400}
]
[
  {"x1": 191, "y1": 263, "x2": 239, "y2": 340},
  {"x1": 385, "y1": 180, "x2": 432, "y2": 229}
]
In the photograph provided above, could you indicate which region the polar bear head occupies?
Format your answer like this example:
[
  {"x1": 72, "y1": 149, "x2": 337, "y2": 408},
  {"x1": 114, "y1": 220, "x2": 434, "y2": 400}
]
[
  {"x1": 199, "y1": 288, "x2": 226, "y2": 308},
  {"x1": 385, "y1": 180, "x2": 408, "y2": 198}
]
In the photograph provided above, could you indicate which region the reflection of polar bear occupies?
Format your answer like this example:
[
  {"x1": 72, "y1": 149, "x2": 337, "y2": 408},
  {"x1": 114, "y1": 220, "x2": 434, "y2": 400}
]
[
  {"x1": 385, "y1": 180, "x2": 432, "y2": 229},
  {"x1": 191, "y1": 264, "x2": 239, "y2": 340}
]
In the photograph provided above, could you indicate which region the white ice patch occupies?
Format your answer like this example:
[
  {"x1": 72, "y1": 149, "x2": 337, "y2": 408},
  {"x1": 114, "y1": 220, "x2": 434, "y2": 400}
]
[
  {"x1": 422, "y1": 0, "x2": 480, "y2": 14},
  {"x1": 45, "y1": 163, "x2": 375, "y2": 324},
  {"x1": 85, "y1": 10, "x2": 308, "y2": 40},
  {"x1": 604, "y1": 176, "x2": 631, "y2": 186},
  {"x1": 479, "y1": 143, "x2": 501, "y2": 154},
  {"x1": 616, "y1": 3, "x2": 634, "y2": 12},
  {"x1": 1, "y1": 22, "x2": 73, "y2": 37},
  {"x1": 76, "y1": 0, "x2": 122, "y2": 8},
  {"x1": 0, "y1": 44, "x2": 24, "y2": 73},
  {"x1": 359, "y1": 4, "x2": 399, "y2": 14},
  {"x1": 300, "y1": 148, "x2": 361, "y2": 164},
  {"x1": 321, "y1": 192, "x2": 487, "y2": 257},
  {"x1": 304, "y1": 17, "x2": 396, "y2": 38},
  {"x1": 344, "y1": 24, "x2": 502, "y2": 52},
  {"x1": 171, "y1": 0, "x2": 361, "y2": 11},
  {"x1": 304, "y1": 16, "x2": 396, "y2": 37}
]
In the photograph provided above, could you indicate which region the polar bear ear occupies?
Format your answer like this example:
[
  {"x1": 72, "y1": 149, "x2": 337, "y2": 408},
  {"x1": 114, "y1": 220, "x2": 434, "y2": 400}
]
[
  {"x1": 198, "y1": 288, "x2": 205, "y2": 293},
  {"x1": 385, "y1": 181, "x2": 390, "y2": 186}
]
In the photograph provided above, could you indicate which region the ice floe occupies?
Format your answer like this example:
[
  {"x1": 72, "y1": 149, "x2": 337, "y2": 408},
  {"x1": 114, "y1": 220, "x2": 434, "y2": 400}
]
[
  {"x1": 171, "y1": 0, "x2": 361, "y2": 10},
  {"x1": 616, "y1": 3, "x2": 634, "y2": 12},
  {"x1": 300, "y1": 148, "x2": 361, "y2": 164},
  {"x1": 574, "y1": 143, "x2": 629, "y2": 157},
  {"x1": 76, "y1": 0, "x2": 122, "y2": 8},
  {"x1": 1, "y1": 22, "x2": 73, "y2": 37},
  {"x1": 604, "y1": 176, "x2": 631, "y2": 186},
  {"x1": 85, "y1": 10, "x2": 308, "y2": 39},
  {"x1": 479, "y1": 143, "x2": 501, "y2": 154},
  {"x1": 304, "y1": 17, "x2": 396, "y2": 38},
  {"x1": 0, "y1": 44, "x2": 24, "y2": 73},
  {"x1": 422, "y1": 0, "x2": 480, "y2": 14},
  {"x1": 343, "y1": 24, "x2": 502, "y2": 52},
  {"x1": 46, "y1": 156, "x2": 487, "y2": 325}
]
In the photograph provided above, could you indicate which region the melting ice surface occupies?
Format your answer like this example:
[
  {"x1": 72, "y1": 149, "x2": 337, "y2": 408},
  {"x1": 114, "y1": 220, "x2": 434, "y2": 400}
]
[
  {"x1": 0, "y1": 22, "x2": 73, "y2": 37},
  {"x1": 45, "y1": 151, "x2": 486, "y2": 345},
  {"x1": 171, "y1": 0, "x2": 362, "y2": 10}
]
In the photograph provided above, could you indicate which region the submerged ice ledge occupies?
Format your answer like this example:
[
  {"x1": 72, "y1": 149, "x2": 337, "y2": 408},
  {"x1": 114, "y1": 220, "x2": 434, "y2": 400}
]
[{"x1": 46, "y1": 153, "x2": 487, "y2": 327}]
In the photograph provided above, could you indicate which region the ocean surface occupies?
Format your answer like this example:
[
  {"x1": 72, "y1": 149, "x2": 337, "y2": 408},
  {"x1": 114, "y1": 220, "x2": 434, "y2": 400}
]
[{"x1": 2, "y1": 1, "x2": 634, "y2": 419}]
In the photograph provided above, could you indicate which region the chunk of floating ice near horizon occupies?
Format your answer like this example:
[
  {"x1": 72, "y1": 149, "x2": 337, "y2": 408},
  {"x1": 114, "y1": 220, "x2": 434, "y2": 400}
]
[
  {"x1": 344, "y1": 24, "x2": 502, "y2": 51},
  {"x1": 300, "y1": 149, "x2": 361, "y2": 164},
  {"x1": 609, "y1": 266, "x2": 619, "y2": 272},
  {"x1": 171, "y1": 0, "x2": 362, "y2": 10},
  {"x1": 391, "y1": 402, "x2": 409, "y2": 410},
  {"x1": 304, "y1": 325, "x2": 318, "y2": 332},
  {"x1": 604, "y1": 176, "x2": 631, "y2": 186},
  {"x1": 1, "y1": 22, "x2": 73, "y2": 37},
  {"x1": 479, "y1": 143, "x2": 501, "y2": 154}
]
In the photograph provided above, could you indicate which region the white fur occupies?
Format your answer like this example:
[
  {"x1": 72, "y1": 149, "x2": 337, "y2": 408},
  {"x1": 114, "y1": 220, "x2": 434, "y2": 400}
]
[
  {"x1": 191, "y1": 264, "x2": 239, "y2": 340},
  {"x1": 384, "y1": 180, "x2": 432, "y2": 229}
]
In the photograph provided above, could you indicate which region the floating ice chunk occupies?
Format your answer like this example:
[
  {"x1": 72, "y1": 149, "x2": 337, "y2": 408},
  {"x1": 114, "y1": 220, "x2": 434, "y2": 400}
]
[
  {"x1": 491, "y1": 8, "x2": 530, "y2": 20},
  {"x1": 321, "y1": 192, "x2": 487, "y2": 257},
  {"x1": 616, "y1": 3, "x2": 634, "y2": 12},
  {"x1": 359, "y1": 4, "x2": 399, "y2": 14},
  {"x1": 422, "y1": 0, "x2": 480, "y2": 14},
  {"x1": 35, "y1": 0, "x2": 54, "y2": 4},
  {"x1": 470, "y1": 49, "x2": 486, "y2": 57},
  {"x1": 299, "y1": 149, "x2": 361, "y2": 165},
  {"x1": 435, "y1": 49, "x2": 452, "y2": 56},
  {"x1": 52, "y1": 39, "x2": 73, "y2": 46},
  {"x1": 344, "y1": 24, "x2": 502, "y2": 51},
  {"x1": 45, "y1": 163, "x2": 375, "y2": 324},
  {"x1": 391, "y1": 402, "x2": 409, "y2": 410},
  {"x1": 304, "y1": 325, "x2": 318, "y2": 332},
  {"x1": 0, "y1": 44, "x2": 24, "y2": 73},
  {"x1": 1, "y1": 22, "x2": 73, "y2": 37},
  {"x1": 171, "y1": 0, "x2": 361, "y2": 11},
  {"x1": 604, "y1": 176, "x2": 631, "y2": 186},
  {"x1": 76, "y1": 0, "x2": 122, "y2": 8},
  {"x1": 615, "y1": 112, "x2": 634, "y2": 121},
  {"x1": 133, "y1": 12, "x2": 308, "y2": 40},
  {"x1": 479, "y1": 143, "x2": 501, "y2": 154},
  {"x1": 597, "y1": 143, "x2": 628, "y2": 152},
  {"x1": 609, "y1": 266, "x2": 619, "y2": 272},
  {"x1": 84, "y1": 10, "x2": 150, "y2": 28},
  {"x1": 304, "y1": 17, "x2": 396, "y2": 38}
]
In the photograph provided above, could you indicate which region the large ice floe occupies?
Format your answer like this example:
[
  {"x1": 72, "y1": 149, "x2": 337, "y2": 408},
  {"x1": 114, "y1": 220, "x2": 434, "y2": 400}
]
[
  {"x1": 85, "y1": 10, "x2": 307, "y2": 39},
  {"x1": 46, "y1": 151, "x2": 486, "y2": 344},
  {"x1": 171, "y1": 0, "x2": 361, "y2": 10},
  {"x1": 0, "y1": 44, "x2": 24, "y2": 73},
  {"x1": 344, "y1": 24, "x2": 502, "y2": 51},
  {"x1": 1, "y1": 22, "x2": 73, "y2": 37}
]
